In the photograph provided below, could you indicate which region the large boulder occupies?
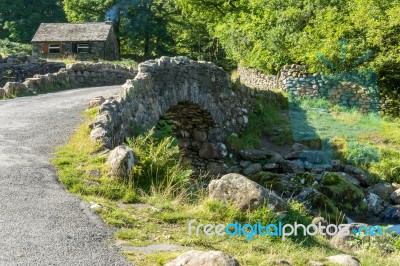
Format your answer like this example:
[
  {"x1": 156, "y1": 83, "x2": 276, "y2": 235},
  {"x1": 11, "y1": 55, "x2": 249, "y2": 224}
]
[
  {"x1": 0, "y1": 88, "x2": 5, "y2": 99},
  {"x1": 107, "y1": 145, "x2": 134, "y2": 178},
  {"x1": 366, "y1": 182, "x2": 394, "y2": 201},
  {"x1": 2, "y1": 82, "x2": 28, "y2": 96},
  {"x1": 166, "y1": 250, "x2": 240, "y2": 266},
  {"x1": 344, "y1": 165, "x2": 373, "y2": 186},
  {"x1": 208, "y1": 173, "x2": 287, "y2": 212},
  {"x1": 326, "y1": 254, "x2": 360, "y2": 266}
]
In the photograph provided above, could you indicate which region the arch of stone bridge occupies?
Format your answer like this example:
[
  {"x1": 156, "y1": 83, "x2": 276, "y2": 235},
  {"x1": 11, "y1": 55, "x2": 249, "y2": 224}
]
[{"x1": 90, "y1": 56, "x2": 249, "y2": 149}]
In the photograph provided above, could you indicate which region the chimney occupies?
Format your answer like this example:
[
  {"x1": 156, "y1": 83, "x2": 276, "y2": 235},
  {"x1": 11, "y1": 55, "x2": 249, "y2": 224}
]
[{"x1": 105, "y1": 17, "x2": 112, "y2": 25}]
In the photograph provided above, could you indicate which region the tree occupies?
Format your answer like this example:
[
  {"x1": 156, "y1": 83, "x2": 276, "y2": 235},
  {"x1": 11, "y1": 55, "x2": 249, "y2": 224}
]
[
  {"x1": 178, "y1": 0, "x2": 400, "y2": 88},
  {"x1": 63, "y1": 0, "x2": 115, "y2": 22},
  {"x1": 63, "y1": 0, "x2": 233, "y2": 64},
  {"x1": 63, "y1": 0, "x2": 175, "y2": 59},
  {"x1": 0, "y1": 0, "x2": 66, "y2": 43},
  {"x1": 120, "y1": 0, "x2": 175, "y2": 58}
]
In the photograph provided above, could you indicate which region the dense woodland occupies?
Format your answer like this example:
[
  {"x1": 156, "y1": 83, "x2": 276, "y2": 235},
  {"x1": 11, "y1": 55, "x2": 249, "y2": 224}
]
[{"x1": 0, "y1": 0, "x2": 399, "y2": 91}]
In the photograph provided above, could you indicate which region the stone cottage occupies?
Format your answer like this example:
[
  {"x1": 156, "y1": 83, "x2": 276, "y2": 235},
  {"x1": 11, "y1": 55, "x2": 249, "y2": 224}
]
[{"x1": 31, "y1": 22, "x2": 119, "y2": 61}]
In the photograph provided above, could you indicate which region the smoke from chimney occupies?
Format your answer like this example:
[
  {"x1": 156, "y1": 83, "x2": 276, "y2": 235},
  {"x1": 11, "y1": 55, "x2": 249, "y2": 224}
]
[{"x1": 105, "y1": 0, "x2": 131, "y2": 22}]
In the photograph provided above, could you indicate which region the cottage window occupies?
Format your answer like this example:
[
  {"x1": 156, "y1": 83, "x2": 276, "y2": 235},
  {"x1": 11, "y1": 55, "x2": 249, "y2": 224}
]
[
  {"x1": 49, "y1": 44, "x2": 61, "y2": 54},
  {"x1": 77, "y1": 43, "x2": 90, "y2": 53}
]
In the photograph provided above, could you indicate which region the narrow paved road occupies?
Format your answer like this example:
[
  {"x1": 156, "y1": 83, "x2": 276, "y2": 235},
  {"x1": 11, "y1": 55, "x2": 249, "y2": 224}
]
[{"x1": 0, "y1": 86, "x2": 132, "y2": 265}]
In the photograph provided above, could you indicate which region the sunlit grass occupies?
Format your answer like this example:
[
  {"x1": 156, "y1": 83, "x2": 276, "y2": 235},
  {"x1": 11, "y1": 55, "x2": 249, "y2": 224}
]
[{"x1": 291, "y1": 98, "x2": 400, "y2": 182}]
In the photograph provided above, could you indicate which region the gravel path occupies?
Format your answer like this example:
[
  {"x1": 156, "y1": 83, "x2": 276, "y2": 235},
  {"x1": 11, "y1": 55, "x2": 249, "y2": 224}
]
[{"x1": 0, "y1": 86, "x2": 132, "y2": 265}]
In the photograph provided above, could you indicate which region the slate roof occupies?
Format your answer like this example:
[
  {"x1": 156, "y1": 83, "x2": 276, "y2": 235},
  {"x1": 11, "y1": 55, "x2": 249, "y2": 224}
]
[{"x1": 31, "y1": 23, "x2": 112, "y2": 42}]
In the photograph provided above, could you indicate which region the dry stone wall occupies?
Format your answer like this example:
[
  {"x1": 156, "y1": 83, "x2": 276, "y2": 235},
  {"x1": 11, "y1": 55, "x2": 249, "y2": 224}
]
[
  {"x1": 0, "y1": 62, "x2": 137, "y2": 98},
  {"x1": 26, "y1": 62, "x2": 136, "y2": 91},
  {"x1": 0, "y1": 53, "x2": 65, "y2": 87},
  {"x1": 237, "y1": 66, "x2": 276, "y2": 90},
  {"x1": 238, "y1": 64, "x2": 308, "y2": 91},
  {"x1": 239, "y1": 64, "x2": 385, "y2": 114}
]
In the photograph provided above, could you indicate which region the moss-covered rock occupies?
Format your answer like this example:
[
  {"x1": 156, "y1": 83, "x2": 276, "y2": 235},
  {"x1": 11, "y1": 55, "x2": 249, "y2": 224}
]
[
  {"x1": 294, "y1": 172, "x2": 315, "y2": 186},
  {"x1": 294, "y1": 172, "x2": 367, "y2": 220},
  {"x1": 318, "y1": 172, "x2": 364, "y2": 203}
]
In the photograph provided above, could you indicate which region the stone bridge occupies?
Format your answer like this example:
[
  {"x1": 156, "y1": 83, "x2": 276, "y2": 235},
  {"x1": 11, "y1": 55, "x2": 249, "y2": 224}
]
[{"x1": 90, "y1": 57, "x2": 249, "y2": 164}]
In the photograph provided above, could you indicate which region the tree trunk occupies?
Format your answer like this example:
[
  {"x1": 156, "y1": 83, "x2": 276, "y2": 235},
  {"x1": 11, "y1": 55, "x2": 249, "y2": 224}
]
[{"x1": 144, "y1": 32, "x2": 150, "y2": 58}]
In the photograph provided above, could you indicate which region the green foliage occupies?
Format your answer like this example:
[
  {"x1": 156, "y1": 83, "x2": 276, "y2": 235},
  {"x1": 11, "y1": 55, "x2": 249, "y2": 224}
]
[
  {"x1": 317, "y1": 173, "x2": 365, "y2": 219},
  {"x1": 370, "y1": 148, "x2": 400, "y2": 183},
  {"x1": 281, "y1": 201, "x2": 314, "y2": 243},
  {"x1": 119, "y1": 0, "x2": 175, "y2": 58},
  {"x1": 347, "y1": 229, "x2": 400, "y2": 254},
  {"x1": 294, "y1": 172, "x2": 315, "y2": 186},
  {"x1": 345, "y1": 141, "x2": 381, "y2": 166},
  {"x1": 62, "y1": 0, "x2": 232, "y2": 67},
  {"x1": 319, "y1": 173, "x2": 365, "y2": 202},
  {"x1": 180, "y1": 0, "x2": 400, "y2": 91},
  {"x1": 199, "y1": 199, "x2": 245, "y2": 223},
  {"x1": 153, "y1": 119, "x2": 177, "y2": 143},
  {"x1": 0, "y1": 0, "x2": 66, "y2": 43},
  {"x1": 98, "y1": 206, "x2": 136, "y2": 228},
  {"x1": 0, "y1": 40, "x2": 31, "y2": 56},
  {"x1": 321, "y1": 173, "x2": 341, "y2": 186},
  {"x1": 127, "y1": 128, "x2": 192, "y2": 192},
  {"x1": 63, "y1": 0, "x2": 114, "y2": 22},
  {"x1": 227, "y1": 90, "x2": 288, "y2": 150}
]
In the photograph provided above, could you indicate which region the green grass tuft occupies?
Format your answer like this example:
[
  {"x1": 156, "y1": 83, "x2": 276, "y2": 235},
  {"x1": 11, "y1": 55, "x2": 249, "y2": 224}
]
[{"x1": 127, "y1": 128, "x2": 192, "y2": 195}]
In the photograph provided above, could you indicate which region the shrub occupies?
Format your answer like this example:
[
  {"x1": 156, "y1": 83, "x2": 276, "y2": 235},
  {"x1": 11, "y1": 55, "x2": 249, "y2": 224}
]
[
  {"x1": 370, "y1": 150, "x2": 400, "y2": 183},
  {"x1": 0, "y1": 40, "x2": 31, "y2": 56},
  {"x1": 127, "y1": 128, "x2": 192, "y2": 194},
  {"x1": 345, "y1": 141, "x2": 381, "y2": 166}
]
